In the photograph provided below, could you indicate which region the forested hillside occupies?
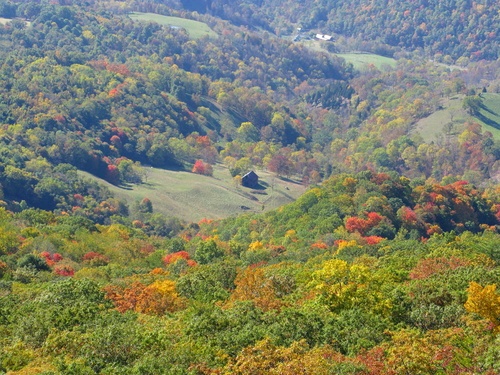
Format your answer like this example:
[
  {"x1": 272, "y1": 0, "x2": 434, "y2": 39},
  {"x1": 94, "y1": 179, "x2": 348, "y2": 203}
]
[
  {"x1": 186, "y1": 0, "x2": 499, "y2": 62},
  {"x1": 0, "y1": 172, "x2": 499, "y2": 373},
  {"x1": 0, "y1": 1, "x2": 354, "y2": 212},
  {"x1": 0, "y1": 1, "x2": 498, "y2": 215},
  {"x1": 0, "y1": 0, "x2": 499, "y2": 373}
]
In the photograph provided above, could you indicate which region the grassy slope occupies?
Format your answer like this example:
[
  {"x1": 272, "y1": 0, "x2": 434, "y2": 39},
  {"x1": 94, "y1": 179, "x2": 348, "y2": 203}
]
[
  {"x1": 128, "y1": 12, "x2": 217, "y2": 39},
  {"x1": 80, "y1": 165, "x2": 306, "y2": 223},
  {"x1": 302, "y1": 40, "x2": 396, "y2": 70},
  {"x1": 415, "y1": 95, "x2": 469, "y2": 142},
  {"x1": 415, "y1": 93, "x2": 500, "y2": 142},
  {"x1": 0, "y1": 17, "x2": 31, "y2": 26},
  {"x1": 475, "y1": 93, "x2": 500, "y2": 137},
  {"x1": 335, "y1": 52, "x2": 396, "y2": 70}
]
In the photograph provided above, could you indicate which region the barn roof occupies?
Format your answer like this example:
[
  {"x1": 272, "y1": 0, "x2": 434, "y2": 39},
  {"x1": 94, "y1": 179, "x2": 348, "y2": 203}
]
[{"x1": 242, "y1": 170, "x2": 258, "y2": 179}]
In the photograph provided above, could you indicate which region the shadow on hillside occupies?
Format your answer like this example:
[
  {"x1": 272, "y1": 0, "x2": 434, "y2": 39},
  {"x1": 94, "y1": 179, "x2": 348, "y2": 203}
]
[
  {"x1": 165, "y1": 164, "x2": 188, "y2": 172},
  {"x1": 251, "y1": 182, "x2": 267, "y2": 190},
  {"x1": 278, "y1": 176, "x2": 302, "y2": 185},
  {"x1": 476, "y1": 111, "x2": 500, "y2": 130},
  {"x1": 117, "y1": 183, "x2": 134, "y2": 190},
  {"x1": 478, "y1": 100, "x2": 499, "y2": 117},
  {"x1": 137, "y1": 181, "x2": 156, "y2": 188}
]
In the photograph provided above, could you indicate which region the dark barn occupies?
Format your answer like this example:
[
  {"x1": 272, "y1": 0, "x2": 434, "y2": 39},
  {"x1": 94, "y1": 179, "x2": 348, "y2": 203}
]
[{"x1": 242, "y1": 171, "x2": 259, "y2": 188}]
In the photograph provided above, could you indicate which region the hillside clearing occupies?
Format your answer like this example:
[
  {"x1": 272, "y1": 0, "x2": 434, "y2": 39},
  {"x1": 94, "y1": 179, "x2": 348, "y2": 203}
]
[
  {"x1": 128, "y1": 12, "x2": 217, "y2": 39},
  {"x1": 474, "y1": 93, "x2": 500, "y2": 138},
  {"x1": 0, "y1": 17, "x2": 31, "y2": 26},
  {"x1": 301, "y1": 40, "x2": 396, "y2": 70},
  {"x1": 415, "y1": 94, "x2": 500, "y2": 142},
  {"x1": 415, "y1": 95, "x2": 468, "y2": 142},
  {"x1": 335, "y1": 52, "x2": 397, "y2": 70},
  {"x1": 79, "y1": 165, "x2": 306, "y2": 223}
]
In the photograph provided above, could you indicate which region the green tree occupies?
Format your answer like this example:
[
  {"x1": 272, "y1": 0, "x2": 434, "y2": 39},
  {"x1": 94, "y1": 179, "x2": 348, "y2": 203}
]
[
  {"x1": 237, "y1": 122, "x2": 259, "y2": 142},
  {"x1": 195, "y1": 239, "x2": 224, "y2": 264}
]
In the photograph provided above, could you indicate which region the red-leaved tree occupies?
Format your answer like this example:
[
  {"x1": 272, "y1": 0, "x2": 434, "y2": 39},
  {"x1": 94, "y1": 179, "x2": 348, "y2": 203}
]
[{"x1": 192, "y1": 160, "x2": 213, "y2": 176}]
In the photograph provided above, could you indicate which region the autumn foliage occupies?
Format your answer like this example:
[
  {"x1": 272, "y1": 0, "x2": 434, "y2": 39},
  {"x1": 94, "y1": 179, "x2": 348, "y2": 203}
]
[
  {"x1": 54, "y1": 265, "x2": 75, "y2": 277},
  {"x1": 105, "y1": 279, "x2": 186, "y2": 315},
  {"x1": 228, "y1": 266, "x2": 283, "y2": 311},
  {"x1": 409, "y1": 257, "x2": 471, "y2": 280},
  {"x1": 215, "y1": 339, "x2": 342, "y2": 375},
  {"x1": 40, "y1": 251, "x2": 63, "y2": 267},
  {"x1": 465, "y1": 282, "x2": 500, "y2": 333},
  {"x1": 345, "y1": 212, "x2": 384, "y2": 235},
  {"x1": 163, "y1": 251, "x2": 197, "y2": 267},
  {"x1": 82, "y1": 251, "x2": 110, "y2": 266},
  {"x1": 192, "y1": 160, "x2": 213, "y2": 176},
  {"x1": 0, "y1": 1, "x2": 499, "y2": 373},
  {"x1": 362, "y1": 235, "x2": 384, "y2": 245}
]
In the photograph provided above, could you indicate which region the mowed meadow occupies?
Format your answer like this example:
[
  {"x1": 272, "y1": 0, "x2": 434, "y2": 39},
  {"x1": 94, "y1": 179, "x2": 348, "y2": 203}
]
[
  {"x1": 128, "y1": 12, "x2": 217, "y2": 39},
  {"x1": 416, "y1": 93, "x2": 500, "y2": 142},
  {"x1": 335, "y1": 52, "x2": 397, "y2": 71},
  {"x1": 476, "y1": 93, "x2": 500, "y2": 137},
  {"x1": 80, "y1": 165, "x2": 306, "y2": 222}
]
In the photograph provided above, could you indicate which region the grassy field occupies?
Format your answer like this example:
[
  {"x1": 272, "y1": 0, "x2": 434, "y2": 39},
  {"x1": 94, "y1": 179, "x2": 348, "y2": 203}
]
[
  {"x1": 335, "y1": 52, "x2": 396, "y2": 70},
  {"x1": 415, "y1": 93, "x2": 500, "y2": 142},
  {"x1": 474, "y1": 93, "x2": 500, "y2": 138},
  {"x1": 415, "y1": 95, "x2": 469, "y2": 142},
  {"x1": 128, "y1": 12, "x2": 217, "y2": 39},
  {"x1": 302, "y1": 40, "x2": 396, "y2": 70},
  {"x1": 80, "y1": 165, "x2": 306, "y2": 223},
  {"x1": 0, "y1": 17, "x2": 31, "y2": 26}
]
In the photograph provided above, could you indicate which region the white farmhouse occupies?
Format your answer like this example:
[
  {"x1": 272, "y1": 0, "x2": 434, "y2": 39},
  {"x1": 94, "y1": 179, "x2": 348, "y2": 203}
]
[{"x1": 315, "y1": 34, "x2": 333, "y2": 41}]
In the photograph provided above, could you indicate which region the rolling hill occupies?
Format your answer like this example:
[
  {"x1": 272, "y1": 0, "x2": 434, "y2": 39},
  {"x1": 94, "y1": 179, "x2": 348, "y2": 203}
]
[
  {"x1": 80, "y1": 165, "x2": 306, "y2": 222},
  {"x1": 0, "y1": 1, "x2": 499, "y2": 374},
  {"x1": 128, "y1": 12, "x2": 217, "y2": 39},
  {"x1": 416, "y1": 93, "x2": 500, "y2": 142},
  {"x1": 190, "y1": 0, "x2": 500, "y2": 62}
]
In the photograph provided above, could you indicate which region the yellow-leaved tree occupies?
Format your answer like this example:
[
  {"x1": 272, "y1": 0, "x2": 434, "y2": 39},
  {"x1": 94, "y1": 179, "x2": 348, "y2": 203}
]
[
  {"x1": 308, "y1": 259, "x2": 390, "y2": 313},
  {"x1": 135, "y1": 280, "x2": 186, "y2": 315},
  {"x1": 105, "y1": 276, "x2": 186, "y2": 316},
  {"x1": 464, "y1": 281, "x2": 500, "y2": 333},
  {"x1": 215, "y1": 338, "x2": 343, "y2": 375},
  {"x1": 227, "y1": 266, "x2": 281, "y2": 311}
]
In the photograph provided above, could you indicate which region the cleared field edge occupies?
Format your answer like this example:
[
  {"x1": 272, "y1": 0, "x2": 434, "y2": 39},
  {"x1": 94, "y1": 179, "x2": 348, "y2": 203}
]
[
  {"x1": 476, "y1": 93, "x2": 500, "y2": 138},
  {"x1": 128, "y1": 12, "x2": 217, "y2": 39},
  {"x1": 414, "y1": 96, "x2": 468, "y2": 142},
  {"x1": 300, "y1": 40, "x2": 396, "y2": 70},
  {"x1": 416, "y1": 93, "x2": 500, "y2": 141},
  {"x1": 78, "y1": 166, "x2": 306, "y2": 223},
  {"x1": 335, "y1": 52, "x2": 397, "y2": 70},
  {"x1": 0, "y1": 17, "x2": 31, "y2": 26}
]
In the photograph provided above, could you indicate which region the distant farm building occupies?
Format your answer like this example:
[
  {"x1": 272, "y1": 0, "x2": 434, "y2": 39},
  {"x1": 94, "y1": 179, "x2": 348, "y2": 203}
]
[
  {"x1": 242, "y1": 171, "x2": 259, "y2": 188},
  {"x1": 315, "y1": 34, "x2": 333, "y2": 41}
]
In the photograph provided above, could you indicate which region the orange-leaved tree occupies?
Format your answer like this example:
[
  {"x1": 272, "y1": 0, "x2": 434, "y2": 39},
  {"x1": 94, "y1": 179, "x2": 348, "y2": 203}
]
[
  {"x1": 228, "y1": 266, "x2": 282, "y2": 311},
  {"x1": 105, "y1": 278, "x2": 186, "y2": 315},
  {"x1": 212, "y1": 338, "x2": 344, "y2": 375}
]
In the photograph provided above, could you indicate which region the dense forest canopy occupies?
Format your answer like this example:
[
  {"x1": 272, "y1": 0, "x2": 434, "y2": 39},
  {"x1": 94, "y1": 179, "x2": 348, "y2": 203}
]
[
  {"x1": 183, "y1": 0, "x2": 499, "y2": 62},
  {"x1": 0, "y1": 0, "x2": 498, "y2": 215},
  {"x1": 0, "y1": 172, "x2": 499, "y2": 373},
  {"x1": 0, "y1": 0, "x2": 499, "y2": 373}
]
